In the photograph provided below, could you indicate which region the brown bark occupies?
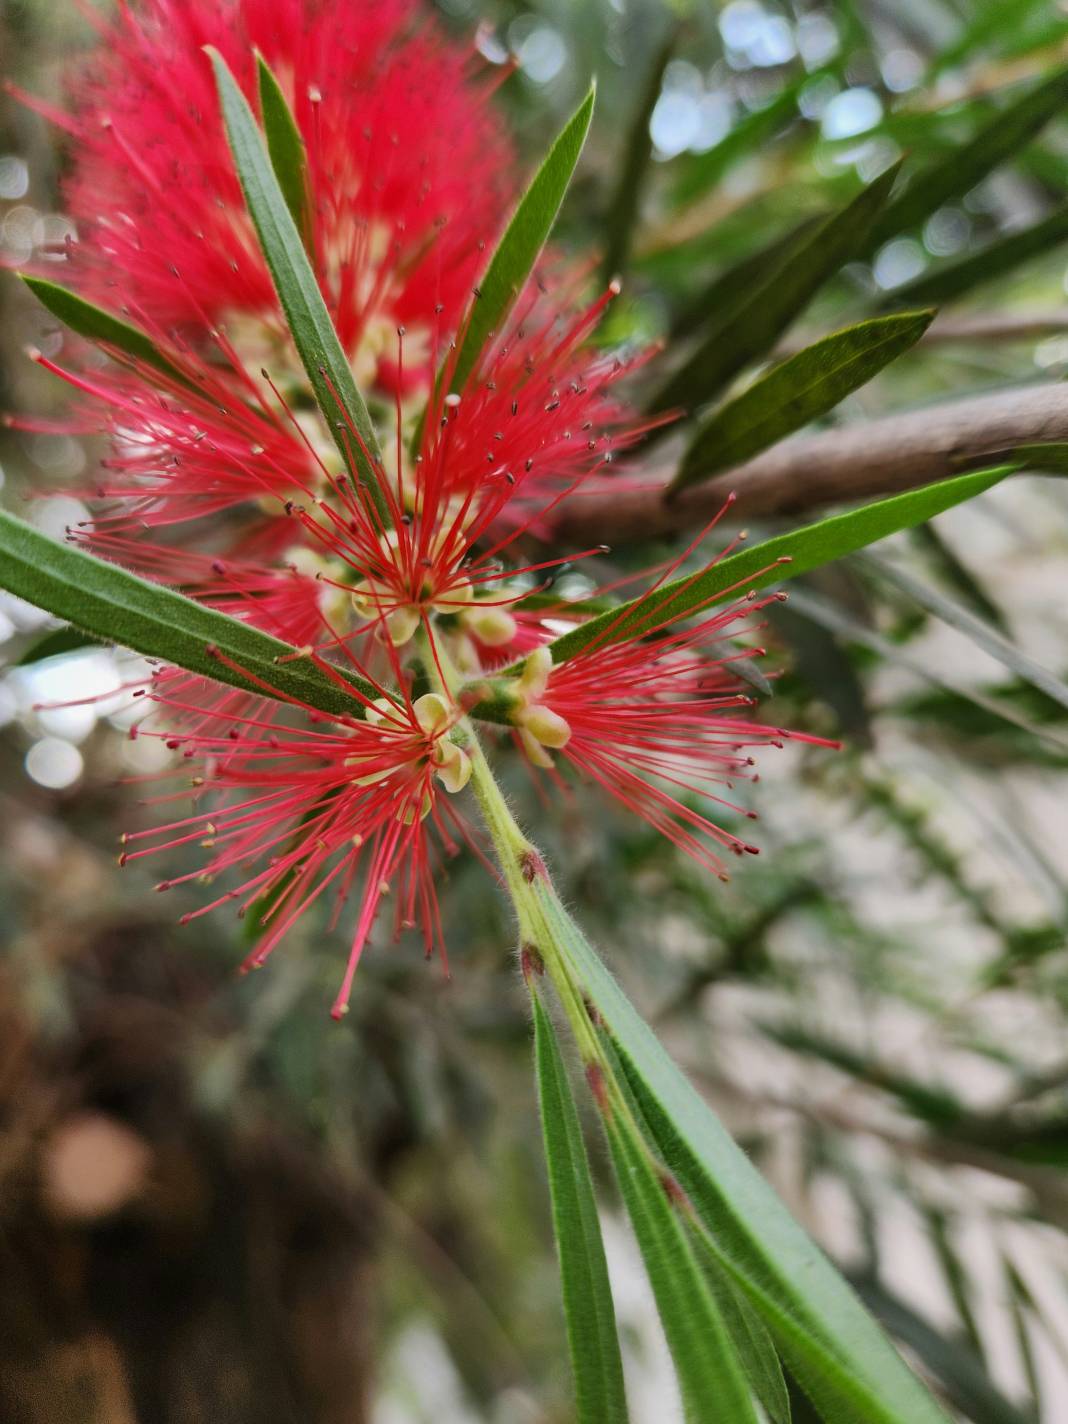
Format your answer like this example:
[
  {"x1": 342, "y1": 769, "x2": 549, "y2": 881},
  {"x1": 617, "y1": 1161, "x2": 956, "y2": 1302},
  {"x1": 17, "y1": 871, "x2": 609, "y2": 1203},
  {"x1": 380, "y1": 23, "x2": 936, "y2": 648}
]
[
  {"x1": 553, "y1": 383, "x2": 1068, "y2": 547},
  {"x1": 0, "y1": 920, "x2": 376, "y2": 1424}
]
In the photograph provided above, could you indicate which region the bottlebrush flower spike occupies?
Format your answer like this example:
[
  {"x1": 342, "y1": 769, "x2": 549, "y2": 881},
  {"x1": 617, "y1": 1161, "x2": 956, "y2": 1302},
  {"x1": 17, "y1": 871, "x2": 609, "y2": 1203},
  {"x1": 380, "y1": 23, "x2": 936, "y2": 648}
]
[
  {"x1": 14, "y1": 2, "x2": 837, "y2": 1019},
  {"x1": 29, "y1": 0, "x2": 513, "y2": 398},
  {"x1": 120, "y1": 672, "x2": 476, "y2": 1019},
  {"x1": 28, "y1": 271, "x2": 646, "y2": 665},
  {"x1": 498, "y1": 550, "x2": 839, "y2": 879}
]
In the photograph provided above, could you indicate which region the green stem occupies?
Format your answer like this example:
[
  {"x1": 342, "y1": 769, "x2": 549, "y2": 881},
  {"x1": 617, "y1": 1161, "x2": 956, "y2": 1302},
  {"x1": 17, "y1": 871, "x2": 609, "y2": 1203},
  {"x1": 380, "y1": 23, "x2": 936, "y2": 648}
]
[{"x1": 421, "y1": 630, "x2": 603, "y2": 1060}]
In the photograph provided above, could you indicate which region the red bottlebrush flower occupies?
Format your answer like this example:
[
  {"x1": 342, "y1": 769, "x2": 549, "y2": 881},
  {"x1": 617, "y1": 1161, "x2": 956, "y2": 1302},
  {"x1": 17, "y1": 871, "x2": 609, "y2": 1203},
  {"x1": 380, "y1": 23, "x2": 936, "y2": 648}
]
[
  {"x1": 15, "y1": 5, "x2": 836, "y2": 1017},
  {"x1": 32, "y1": 0, "x2": 513, "y2": 396},
  {"x1": 499, "y1": 538, "x2": 839, "y2": 879},
  {"x1": 121, "y1": 677, "x2": 477, "y2": 1018},
  {"x1": 29, "y1": 272, "x2": 647, "y2": 668}
]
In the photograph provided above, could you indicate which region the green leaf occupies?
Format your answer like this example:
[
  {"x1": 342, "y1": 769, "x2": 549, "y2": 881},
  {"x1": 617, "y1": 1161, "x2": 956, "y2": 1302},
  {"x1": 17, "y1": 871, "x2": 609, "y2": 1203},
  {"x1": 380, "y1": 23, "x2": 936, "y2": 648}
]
[
  {"x1": 447, "y1": 85, "x2": 595, "y2": 398},
  {"x1": 542, "y1": 467, "x2": 1010, "y2": 668},
  {"x1": 649, "y1": 162, "x2": 902, "y2": 416},
  {"x1": 852, "y1": 1279, "x2": 1037, "y2": 1424},
  {"x1": 881, "y1": 204, "x2": 1068, "y2": 310},
  {"x1": 769, "y1": 598, "x2": 872, "y2": 747},
  {"x1": 531, "y1": 889, "x2": 951, "y2": 1424},
  {"x1": 208, "y1": 50, "x2": 386, "y2": 514},
  {"x1": 870, "y1": 66, "x2": 1068, "y2": 249},
  {"x1": 671, "y1": 311, "x2": 934, "y2": 493},
  {"x1": 1015, "y1": 441, "x2": 1068, "y2": 473},
  {"x1": 0, "y1": 512, "x2": 377, "y2": 717},
  {"x1": 531, "y1": 987, "x2": 629, "y2": 1424},
  {"x1": 15, "y1": 625, "x2": 100, "y2": 666},
  {"x1": 924, "y1": 1207, "x2": 985, "y2": 1362},
  {"x1": 21, "y1": 275, "x2": 195, "y2": 389},
  {"x1": 605, "y1": 1112, "x2": 759, "y2": 1424},
  {"x1": 670, "y1": 219, "x2": 823, "y2": 341},
  {"x1": 862, "y1": 550, "x2": 1068, "y2": 715},
  {"x1": 788, "y1": 583, "x2": 1068, "y2": 754},
  {"x1": 927, "y1": 0, "x2": 1058, "y2": 79},
  {"x1": 256, "y1": 54, "x2": 313, "y2": 248},
  {"x1": 909, "y1": 523, "x2": 1007, "y2": 633},
  {"x1": 699, "y1": 1255, "x2": 791, "y2": 1424},
  {"x1": 601, "y1": 32, "x2": 676, "y2": 281}
]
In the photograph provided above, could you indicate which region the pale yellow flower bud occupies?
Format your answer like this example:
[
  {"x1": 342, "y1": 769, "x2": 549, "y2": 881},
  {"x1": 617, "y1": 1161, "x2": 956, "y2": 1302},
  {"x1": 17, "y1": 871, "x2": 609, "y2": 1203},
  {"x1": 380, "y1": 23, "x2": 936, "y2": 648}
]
[
  {"x1": 413, "y1": 693, "x2": 452, "y2": 735},
  {"x1": 518, "y1": 704, "x2": 571, "y2": 750},
  {"x1": 518, "y1": 726, "x2": 556, "y2": 770},
  {"x1": 384, "y1": 605, "x2": 422, "y2": 646},
  {"x1": 462, "y1": 605, "x2": 517, "y2": 647},
  {"x1": 518, "y1": 646, "x2": 553, "y2": 702},
  {"x1": 433, "y1": 740, "x2": 472, "y2": 794}
]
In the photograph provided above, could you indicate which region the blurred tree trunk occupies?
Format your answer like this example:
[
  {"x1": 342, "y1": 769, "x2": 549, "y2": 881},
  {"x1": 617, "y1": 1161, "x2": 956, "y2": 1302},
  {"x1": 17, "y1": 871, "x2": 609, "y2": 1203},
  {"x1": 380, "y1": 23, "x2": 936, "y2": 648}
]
[{"x1": 0, "y1": 922, "x2": 377, "y2": 1424}]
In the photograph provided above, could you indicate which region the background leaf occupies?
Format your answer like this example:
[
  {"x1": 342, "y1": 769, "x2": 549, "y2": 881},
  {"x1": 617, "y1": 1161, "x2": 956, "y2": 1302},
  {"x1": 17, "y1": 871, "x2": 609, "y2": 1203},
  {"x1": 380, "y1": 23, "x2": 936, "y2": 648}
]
[
  {"x1": 210, "y1": 51, "x2": 386, "y2": 510},
  {"x1": 541, "y1": 467, "x2": 1010, "y2": 667},
  {"x1": 446, "y1": 85, "x2": 595, "y2": 398},
  {"x1": 15, "y1": 625, "x2": 100, "y2": 666},
  {"x1": 672, "y1": 311, "x2": 935, "y2": 492},
  {"x1": 881, "y1": 204, "x2": 1068, "y2": 310},
  {"x1": 0, "y1": 512, "x2": 377, "y2": 716},
  {"x1": 600, "y1": 29, "x2": 675, "y2": 282},
  {"x1": 532, "y1": 987, "x2": 629, "y2": 1424},
  {"x1": 648, "y1": 163, "x2": 902, "y2": 417},
  {"x1": 256, "y1": 54, "x2": 313, "y2": 249},
  {"x1": 869, "y1": 66, "x2": 1068, "y2": 248},
  {"x1": 861, "y1": 551, "x2": 1068, "y2": 714}
]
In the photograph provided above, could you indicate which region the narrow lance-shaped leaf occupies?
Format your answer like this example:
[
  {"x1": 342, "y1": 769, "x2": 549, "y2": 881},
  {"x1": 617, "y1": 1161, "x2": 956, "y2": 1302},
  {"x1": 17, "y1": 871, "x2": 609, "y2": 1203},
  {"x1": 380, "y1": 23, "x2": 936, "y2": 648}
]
[
  {"x1": 861, "y1": 549, "x2": 1068, "y2": 714},
  {"x1": 788, "y1": 583, "x2": 1068, "y2": 753},
  {"x1": 698, "y1": 1258, "x2": 791, "y2": 1424},
  {"x1": 670, "y1": 218, "x2": 823, "y2": 342},
  {"x1": 21, "y1": 275, "x2": 196, "y2": 390},
  {"x1": 531, "y1": 987, "x2": 629, "y2": 1424},
  {"x1": 256, "y1": 54, "x2": 314, "y2": 249},
  {"x1": 543, "y1": 466, "x2": 1010, "y2": 667},
  {"x1": 685, "y1": 1202, "x2": 947, "y2": 1424},
  {"x1": 869, "y1": 65, "x2": 1068, "y2": 249},
  {"x1": 531, "y1": 888, "x2": 952, "y2": 1424},
  {"x1": 923, "y1": 1207, "x2": 985, "y2": 1362},
  {"x1": 597, "y1": 1026, "x2": 789, "y2": 1424},
  {"x1": 909, "y1": 522, "x2": 1007, "y2": 633},
  {"x1": 671, "y1": 310, "x2": 935, "y2": 493},
  {"x1": 881, "y1": 203, "x2": 1068, "y2": 310},
  {"x1": 925, "y1": 0, "x2": 1048, "y2": 79},
  {"x1": 208, "y1": 50, "x2": 387, "y2": 517},
  {"x1": 648, "y1": 161, "x2": 902, "y2": 417},
  {"x1": 851, "y1": 1279, "x2": 1037, "y2": 1424},
  {"x1": 0, "y1": 512, "x2": 378, "y2": 717},
  {"x1": 447, "y1": 85, "x2": 595, "y2": 398},
  {"x1": 16, "y1": 626, "x2": 100, "y2": 667},
  {"x1": 601, "y1": 30, "x2": 675, "y2": 282},
  {"x1": 604, "y1": 1110, "x2": 760, "y2": 1423},
  {"x1": 1015, "y1": 442, "x2": 1068, "y2": 473}
]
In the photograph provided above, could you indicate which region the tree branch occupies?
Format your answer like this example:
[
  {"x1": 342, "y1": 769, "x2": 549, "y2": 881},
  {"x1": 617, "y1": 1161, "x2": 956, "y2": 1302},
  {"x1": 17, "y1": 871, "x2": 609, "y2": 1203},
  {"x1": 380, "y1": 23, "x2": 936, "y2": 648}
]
[{"x1": 555, "y1": 383, "x2": 1068, "y2": 546}]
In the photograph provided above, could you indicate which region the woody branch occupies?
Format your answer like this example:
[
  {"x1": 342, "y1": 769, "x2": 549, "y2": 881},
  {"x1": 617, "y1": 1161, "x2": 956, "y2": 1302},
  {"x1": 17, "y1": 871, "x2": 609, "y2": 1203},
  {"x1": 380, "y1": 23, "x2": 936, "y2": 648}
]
[{"x1": 551, "y1": 382, "x2": 1068, "y2": 546}]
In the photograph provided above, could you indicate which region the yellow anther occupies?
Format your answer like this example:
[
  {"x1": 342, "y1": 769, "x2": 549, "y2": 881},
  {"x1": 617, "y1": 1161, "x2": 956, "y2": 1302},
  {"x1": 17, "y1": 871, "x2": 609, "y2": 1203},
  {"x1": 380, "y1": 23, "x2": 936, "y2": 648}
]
[
  {"x1": 518, "y1": 727, "x2": 556, "y2": 770},
  {"x1": 518, "y1": 704, "x2": 571, "y2": 751},
  {"x1": 518, "y1": 646, "x2": 553, "y2": 702},
  {"x1": 363, "y1": 697, "x2": 401, "y2": 727},
  {"x1": 462, "y1": 604, "x2": 517, "y2": 647},
  {"x1": 413, "y1": 693, "x2": 452, "y2": 735},
  {"x1": 433, "y1": 740, "x2": 472, "y2": 794}
]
